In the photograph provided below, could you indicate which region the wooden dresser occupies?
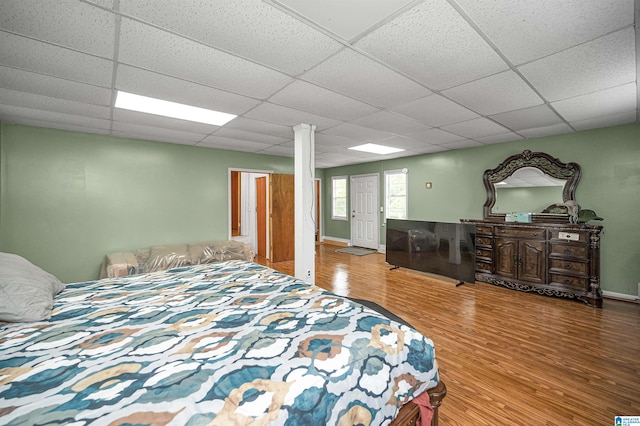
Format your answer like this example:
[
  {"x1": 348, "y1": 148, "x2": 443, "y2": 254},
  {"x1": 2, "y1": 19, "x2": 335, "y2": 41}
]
[{"x1": 464, "y1": 220, "x2": 603, "y2": 307}]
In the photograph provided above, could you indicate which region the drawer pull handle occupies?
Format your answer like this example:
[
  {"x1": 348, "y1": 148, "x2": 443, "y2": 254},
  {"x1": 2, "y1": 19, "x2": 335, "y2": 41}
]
[
  {"x1": 564, "y1": 279, "x2": 571, "y2": 284},
  {"x1": 564, "y1": 248, "x2": 572, "y2": 254},
  {"x1": 565, "y1": 263, "x2": 572, "y2": 269},
  {"x1": 532, "y1": 232, "x2": 538, "y2": 236}
]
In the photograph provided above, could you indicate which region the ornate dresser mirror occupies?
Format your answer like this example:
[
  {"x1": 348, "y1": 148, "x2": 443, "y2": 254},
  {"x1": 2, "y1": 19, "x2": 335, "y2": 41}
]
[
  {"x1": 465, "y1": 150, "x2": 601, "y2": 307},
  {"x1": 482, "y1": 150, "x2": 581, "y2": 223}
]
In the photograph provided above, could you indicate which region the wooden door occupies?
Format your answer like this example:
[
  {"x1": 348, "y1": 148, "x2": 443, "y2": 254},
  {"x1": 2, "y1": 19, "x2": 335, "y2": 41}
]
[
  {"x1": 269, "y1": 174, "x2": 294, "y2": 262},
  {"x1": 231, "y1": 171, "x2": 241, "y2": 236},
  {"x1": 256, "y1": 176, "x2": 267, "y2": 257}
]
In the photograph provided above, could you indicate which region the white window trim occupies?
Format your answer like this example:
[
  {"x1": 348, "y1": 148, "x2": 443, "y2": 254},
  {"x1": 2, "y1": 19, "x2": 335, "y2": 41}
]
[
  {"x1": 384, "y1": 169, "x2": 408, "y2": 221},
  {"x1": 331, "y1": 175, "x2": 348, "y2": 221}
]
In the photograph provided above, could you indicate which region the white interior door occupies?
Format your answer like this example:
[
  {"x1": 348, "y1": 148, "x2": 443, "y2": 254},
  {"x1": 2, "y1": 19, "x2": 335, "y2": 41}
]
[{"x1": 350, "y1": 174, "x2": 379, "y2": 250}]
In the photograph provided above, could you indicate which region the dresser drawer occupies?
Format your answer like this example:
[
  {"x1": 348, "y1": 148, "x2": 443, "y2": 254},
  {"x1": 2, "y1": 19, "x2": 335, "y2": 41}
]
[
  {"x1": 551, "y1": 230, "x2": 589, "y2": 243},
  {"x1": 476, "y1": 225, "x2": 493, "y2": 235},
  {"x1": 495, "y1": 227, "x2": 545, "y2": 239},
  {"x1": 550, "y1": 243, "x2": 588, "y2": 259},
  {"x1": 550, "y1": 273, "x2": 589, "y2": 290},
  {"x1": 549, "y1": 259, "x2": 588, "y2": 275},
  {"x1": 476, "y1": 261, "x2": 492, "y2": 273},
  {"x1": 476, "y1": 236, "x2": 493, "y2": 247},
  {"x1": 476, "y1": 248, "x2": 492, "y2": 259}
]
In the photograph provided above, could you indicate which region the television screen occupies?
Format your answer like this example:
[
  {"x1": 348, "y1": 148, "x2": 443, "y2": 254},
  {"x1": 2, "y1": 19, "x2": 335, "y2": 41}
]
[{"x1": 386, "y1": 219, "x2": 476, "y2": 283}]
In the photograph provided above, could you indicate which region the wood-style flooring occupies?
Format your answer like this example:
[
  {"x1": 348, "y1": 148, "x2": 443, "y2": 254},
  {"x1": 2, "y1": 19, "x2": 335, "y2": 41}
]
[{"x1": 256, "y1": 243, "x2": 640, "y2": 426}]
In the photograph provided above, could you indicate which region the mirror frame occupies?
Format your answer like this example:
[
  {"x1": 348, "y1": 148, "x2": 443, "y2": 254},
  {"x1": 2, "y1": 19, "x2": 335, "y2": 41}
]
[{"x1": 483, "y1": 150, "x2": 581, "y2": 223}]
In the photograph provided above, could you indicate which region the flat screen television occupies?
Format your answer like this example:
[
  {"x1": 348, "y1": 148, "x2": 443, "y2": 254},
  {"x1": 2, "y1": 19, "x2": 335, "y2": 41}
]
[{"x1": 386, "y1": 219, "x2": 476, "y2": 284}]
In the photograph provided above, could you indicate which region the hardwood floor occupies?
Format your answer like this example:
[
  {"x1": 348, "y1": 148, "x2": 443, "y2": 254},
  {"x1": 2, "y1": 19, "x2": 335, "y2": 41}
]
[{"x1": 256, "y1": 243, "x2": 640, "y2": 425}]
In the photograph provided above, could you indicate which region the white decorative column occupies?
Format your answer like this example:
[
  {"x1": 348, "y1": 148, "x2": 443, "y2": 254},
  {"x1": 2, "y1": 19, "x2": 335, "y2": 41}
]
[{"x1": 293, "y1": 123, "x2": 316, "y2": 284}]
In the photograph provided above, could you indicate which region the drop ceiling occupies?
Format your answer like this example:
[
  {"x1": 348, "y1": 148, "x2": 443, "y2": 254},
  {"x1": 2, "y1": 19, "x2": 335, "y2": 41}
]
[{"x1": 0, "y1": 0, "x2": 637, "y2": 168}]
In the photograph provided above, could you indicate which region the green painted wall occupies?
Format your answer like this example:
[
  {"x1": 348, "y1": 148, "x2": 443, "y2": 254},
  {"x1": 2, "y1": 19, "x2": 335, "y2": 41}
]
[
  {"x1": 2, "y1": 122, "x2": 639, "y2": 296},
  {"x1": 322, "y1": 123, "x2": 640, "y2": 297},
  {"x1": 0, "y1": 124, "x2": 294, "y2": 282}
]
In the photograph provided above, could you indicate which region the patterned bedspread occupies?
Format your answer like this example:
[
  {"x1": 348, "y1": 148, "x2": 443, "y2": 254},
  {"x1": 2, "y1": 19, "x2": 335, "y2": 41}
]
[{"x1": 0, "y1": 260, "x2": 439, "y2": 425}]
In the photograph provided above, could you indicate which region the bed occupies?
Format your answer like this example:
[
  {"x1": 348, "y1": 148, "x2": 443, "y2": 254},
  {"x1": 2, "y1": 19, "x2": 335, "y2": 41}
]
[{"x1": 0, "y1": 256, "x2": 445, "y2": 425}]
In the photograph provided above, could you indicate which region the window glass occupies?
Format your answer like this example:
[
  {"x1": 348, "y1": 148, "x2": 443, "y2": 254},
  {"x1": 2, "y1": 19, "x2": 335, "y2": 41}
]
[
  {"x1": 332, "y1": 176, "x2": 348, "y2": 220},
  {"x1": 385, "y1": 170, "x2": 407, "y2": 220}
]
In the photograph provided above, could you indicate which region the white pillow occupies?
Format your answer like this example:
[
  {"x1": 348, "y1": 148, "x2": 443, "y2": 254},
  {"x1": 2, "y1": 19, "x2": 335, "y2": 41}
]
[{"x1": 0, "y1": 252, "x2": 66, "y2": 322}]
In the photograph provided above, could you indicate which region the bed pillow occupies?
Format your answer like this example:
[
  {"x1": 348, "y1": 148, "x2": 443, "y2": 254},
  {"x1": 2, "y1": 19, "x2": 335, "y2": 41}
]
[{"x1": 0, "y1": 252, "x2": 66, "y2": 322}]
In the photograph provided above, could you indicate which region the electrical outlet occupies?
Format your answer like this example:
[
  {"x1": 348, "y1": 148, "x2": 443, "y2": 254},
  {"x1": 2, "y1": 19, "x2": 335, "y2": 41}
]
[{"x1": 307, "y1": 270, "x2": 311, "y2": 278}]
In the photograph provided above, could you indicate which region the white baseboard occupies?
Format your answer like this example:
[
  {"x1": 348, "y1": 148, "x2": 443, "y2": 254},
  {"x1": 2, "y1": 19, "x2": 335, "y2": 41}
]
[
  {"x1": 322, "y1": 236, "x2": 351, "y2": 246},
  {"x1": 602, "y1": 290, "x2": 639, "y2": 302},
  {"x1": 378, "y1": 244, "x2": 386, "y2": 254}
]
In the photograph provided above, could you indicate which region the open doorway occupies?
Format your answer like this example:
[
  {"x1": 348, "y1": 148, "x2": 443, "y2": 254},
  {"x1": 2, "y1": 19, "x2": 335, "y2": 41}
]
[{"x1": 229, "y1": 169, "x2": 271, "y2": 259}]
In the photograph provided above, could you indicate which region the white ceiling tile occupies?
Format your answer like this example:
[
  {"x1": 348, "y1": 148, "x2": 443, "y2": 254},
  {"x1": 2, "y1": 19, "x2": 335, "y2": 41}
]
[
  {"x1": 552, "y1": 83, "x2": 637, "y2": 122},
  {"x1": 437, "y1": 139, "x2": 484, "y2": 149},
  {"x1": 244, "y1": 103, "x2": 341, "y2": 130},
  {"x1": 320, "y1": 123, "x2": 395, "y2": 141},
  {"x1": 455, "y1": 0, "x2": 634, "y2": 65},
  {"x1": 441, "y1": 118, "x2": 509, "y2": 138},
  {"x1": 198, "y1": 135, "x2": 275, "y2": 152},
  {"x1": 112, "y1": 121, "x2": 206, "y2": 143},
  {"x1": 268, "y1": 80, "x2": 379, "y2": 121},
  {"x1": 0, "y1": 66, "x2": 112, "y2": 105},
  {"x1": 112, "y1": 130, "x2": 197, "y2": 146},
  {"x1": 112, "y1": 109, "x2": 219, "y2": 134},
  {"x1": 490, "y1": 105, "x2": 563, "y2": 131},
  {"x1": 352, "y1": 111, "x2": 432, "y2": 135},
  {"x1": 256, "y1": 145, "x2": 294, "y2": 157},
  {"x1": 518, "y1": 28, "x2": 636, "y2": 102},
  {"x1": 401, "y1": 128, "x2": 466, "y2": 145},
  {"x1": 391, "y1": 94, "x2": 479, "y2": 127},
  {"x1": 356, "y1": 0, "x2": 508, "y2": 90},
  {"x1": 375, "y1": 136, "x2": 440, "y2": 151},
  {"x1": 0, "y1": 88, "x2": 111, "y2": 119},
  {"x1": 118, "y1": 18, "x2": 293, "y2": 99},
  {"x1": 570, "y1": 111, "x2": 637, "y2": 132},
  {"x1": 226, "y1": 117, "x2": 293, "y2": 139},
  {"x1": 0, "y1": 0, "x2": 115, "y2": 57},
  {"x1": 212, "y1": 128, "x2": 289, "y2": 145},
  {"x1": 116, "y1": 65, "x2": 260, "y2": 115},
  {"x1": 119, "y1": 0, "x2": 342, "y2": 76},
  {"x1": 84, "y1": 1, "x2": 114, "y2": 10},
  {"x1": 0, "y1": 116, "x2": 111, "y2": 136},
  {"x1": 442, "y1": 70, "x2": 543, "y2": 115},
  {"x1": 301, "y1": 49, "x2": 431, "y2": 108},
  {"x1": 273, "y1": 0, "x2": 415, "y2": 41},
  {"x1": 409, "y1": 144, "x2": 449, "y2": 154},
  {"x1": 0, "y1": 104, "x2": 111, "y2": 130},
  {"x1": 315, "y1": 134, "x2": 358, "y2": 149},
  {"x1": 518, "y1": 123, "x2": 574, "y2": 139},
  {"x1": 0, "y1": 32, "x2": 113, "y2": 86},
  {"x1": 474, "y1": 132, "x2": 523, "y2": 144}
]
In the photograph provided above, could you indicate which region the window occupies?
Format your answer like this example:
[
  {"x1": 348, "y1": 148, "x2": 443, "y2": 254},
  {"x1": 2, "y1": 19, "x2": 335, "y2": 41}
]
[
  {"x1": 331, "y1": 176, "x2": 348, "y2": 220},
  {"x1": 385, "y1": 170, "x2": 407, "y2": 220}
]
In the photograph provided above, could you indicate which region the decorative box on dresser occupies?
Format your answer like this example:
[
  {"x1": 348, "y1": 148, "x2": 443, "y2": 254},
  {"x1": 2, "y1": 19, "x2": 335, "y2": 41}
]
[{"x1": 463, "y1": 220, "x2": 603, "y2": 307}]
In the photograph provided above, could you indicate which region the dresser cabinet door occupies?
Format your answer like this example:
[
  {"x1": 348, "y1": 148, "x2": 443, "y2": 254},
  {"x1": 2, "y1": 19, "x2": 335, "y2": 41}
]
[
  {"x1": 495, "y1": 237, "x2": 517, "y2": 279},
  {"x1": 519, "y1": 240, "x2": 546, "y2": 284}
]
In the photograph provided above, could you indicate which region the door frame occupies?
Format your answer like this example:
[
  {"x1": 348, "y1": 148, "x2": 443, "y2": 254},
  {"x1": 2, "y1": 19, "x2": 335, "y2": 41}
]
[
  {"x1": 350, "y1": 173, "x2": 379, "y2": 250},
  {"x1": 228, "y1": 168, "x2": 273, "y2": 257}
]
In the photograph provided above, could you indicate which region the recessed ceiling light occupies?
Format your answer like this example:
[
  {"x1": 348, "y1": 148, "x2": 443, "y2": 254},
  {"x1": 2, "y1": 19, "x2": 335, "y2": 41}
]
[
  {"x1": 115, "y1": 91, "x2": 236, "y2": 126},
  {"x1": 348, "y1": 143, "x2": 405, "y2": 155}
]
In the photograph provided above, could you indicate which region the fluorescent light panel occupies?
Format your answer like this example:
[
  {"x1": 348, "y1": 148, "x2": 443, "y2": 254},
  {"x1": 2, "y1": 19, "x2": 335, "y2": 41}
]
[
  {"x1": 115, "y1": 91, "x2": 236, "y2": 126},
  {"x1": 348, "y1": 143, "x2": 405, "y2": 155}
]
